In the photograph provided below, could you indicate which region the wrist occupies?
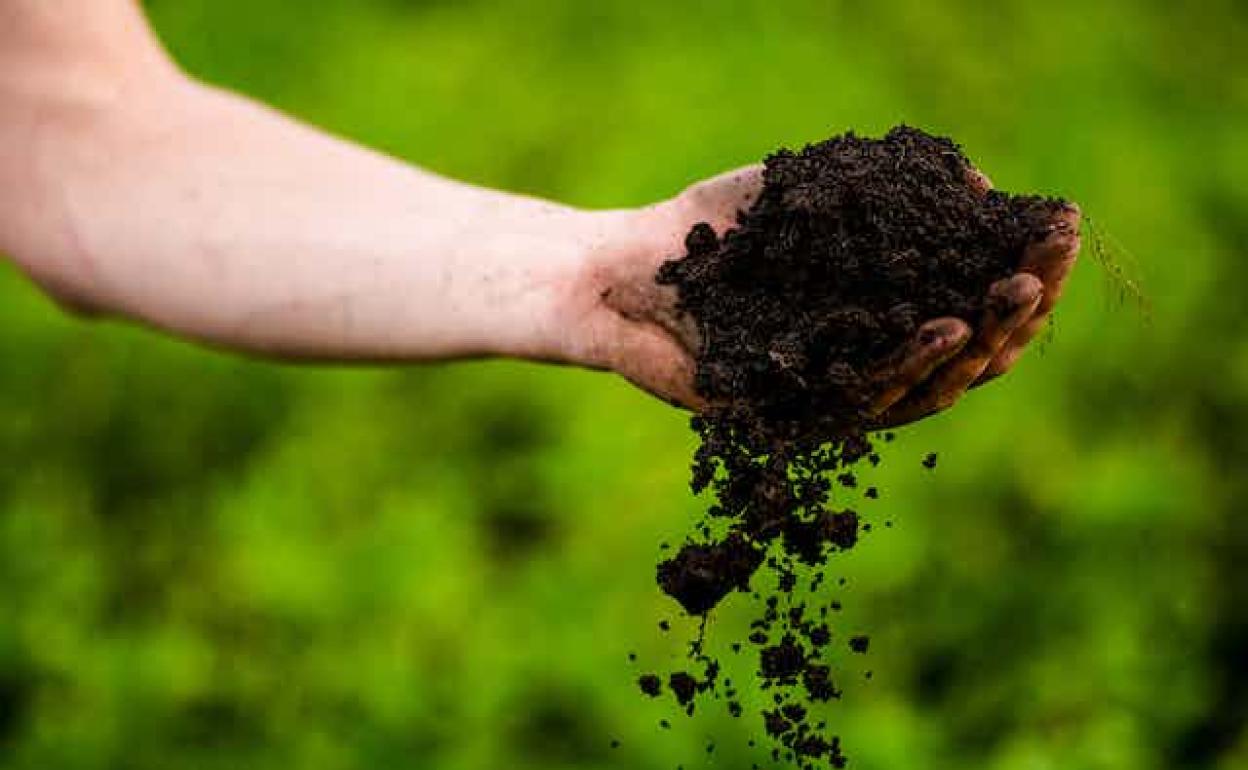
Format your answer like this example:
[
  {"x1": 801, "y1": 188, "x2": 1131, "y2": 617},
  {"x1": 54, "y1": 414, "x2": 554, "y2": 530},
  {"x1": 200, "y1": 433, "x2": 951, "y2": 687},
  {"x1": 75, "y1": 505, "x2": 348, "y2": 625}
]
[
  {"x1": 493, "y1": 207, "x2": 633, "y2": 367},
  {"x1": 536, "y1": 201, "x2": 688, "y2": 371},
  {"x1": 455, "y1": 205, "x2": 616, "y2": 365}
]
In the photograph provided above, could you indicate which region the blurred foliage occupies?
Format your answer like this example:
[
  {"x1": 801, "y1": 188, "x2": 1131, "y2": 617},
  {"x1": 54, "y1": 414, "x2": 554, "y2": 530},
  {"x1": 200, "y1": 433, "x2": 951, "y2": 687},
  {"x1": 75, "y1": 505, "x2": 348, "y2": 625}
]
[{"x1": 2, "y1": 0, "x2": 1246, "y2": 768}]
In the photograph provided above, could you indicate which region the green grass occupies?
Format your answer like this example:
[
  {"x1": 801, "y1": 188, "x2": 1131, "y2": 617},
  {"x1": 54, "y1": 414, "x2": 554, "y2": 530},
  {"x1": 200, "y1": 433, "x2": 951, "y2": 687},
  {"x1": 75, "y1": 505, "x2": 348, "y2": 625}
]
[{"x1": 1, "y1": 1, "x2": 1245, "y2": 768}]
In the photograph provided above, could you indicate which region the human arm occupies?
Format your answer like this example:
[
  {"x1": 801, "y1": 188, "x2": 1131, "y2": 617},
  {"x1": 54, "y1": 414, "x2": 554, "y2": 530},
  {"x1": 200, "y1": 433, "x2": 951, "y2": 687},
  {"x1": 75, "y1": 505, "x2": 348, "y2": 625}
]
[
  {"x1": 0, "y1": 0, "x2": 1080, "y2": 421},
  {"x1": 0, "y1": 0, "x2": 624, "y2": 367}
]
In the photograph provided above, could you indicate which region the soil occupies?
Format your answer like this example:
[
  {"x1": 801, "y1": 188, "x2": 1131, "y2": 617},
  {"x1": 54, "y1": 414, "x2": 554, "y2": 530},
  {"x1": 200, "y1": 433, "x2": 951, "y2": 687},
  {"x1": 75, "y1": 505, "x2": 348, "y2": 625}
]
[{"x1": 639, "y1": 126, "x2": 1070, "y2": 768}]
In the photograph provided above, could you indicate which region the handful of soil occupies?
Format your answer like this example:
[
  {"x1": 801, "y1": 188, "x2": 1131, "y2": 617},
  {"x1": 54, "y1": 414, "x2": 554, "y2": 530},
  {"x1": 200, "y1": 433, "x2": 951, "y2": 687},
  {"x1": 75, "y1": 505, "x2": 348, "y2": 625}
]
[{"x1": 638, "y1": 126, "x2": 1069, "y2": 768}]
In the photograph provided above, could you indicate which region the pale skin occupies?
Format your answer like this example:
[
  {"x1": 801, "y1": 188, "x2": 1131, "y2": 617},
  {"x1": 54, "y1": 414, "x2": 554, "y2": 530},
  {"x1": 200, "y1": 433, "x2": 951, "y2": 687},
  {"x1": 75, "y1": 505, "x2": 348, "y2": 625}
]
[{"x1": 0, "y1": 0, "x2": 1080, "y2": 427}]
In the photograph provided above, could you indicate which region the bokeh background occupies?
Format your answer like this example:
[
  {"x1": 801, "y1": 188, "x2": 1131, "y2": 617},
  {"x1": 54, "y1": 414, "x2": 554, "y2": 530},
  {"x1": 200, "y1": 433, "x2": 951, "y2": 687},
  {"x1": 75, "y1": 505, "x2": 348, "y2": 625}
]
[{"x1": 2, "y1": 1, "x2": 1245, "y2": 768}]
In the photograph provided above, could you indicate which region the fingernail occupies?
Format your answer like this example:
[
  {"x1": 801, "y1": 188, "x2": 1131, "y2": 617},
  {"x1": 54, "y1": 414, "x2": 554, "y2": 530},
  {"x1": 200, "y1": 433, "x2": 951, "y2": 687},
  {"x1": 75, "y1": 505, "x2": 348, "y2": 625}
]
[
  {"x1": 1045, "y1": 220, "x2": 1073, "y2": 238},
  {"x1": 1040, "y1": 227, "x2": 1077, "y2": 254}
]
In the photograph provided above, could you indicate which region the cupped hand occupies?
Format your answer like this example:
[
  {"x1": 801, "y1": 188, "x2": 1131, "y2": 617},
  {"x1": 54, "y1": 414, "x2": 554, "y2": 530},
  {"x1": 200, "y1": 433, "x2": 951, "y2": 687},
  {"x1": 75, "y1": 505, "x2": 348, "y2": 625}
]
[{"x1": 571, "y1": 164, "x2": 1080, "y2": 426}]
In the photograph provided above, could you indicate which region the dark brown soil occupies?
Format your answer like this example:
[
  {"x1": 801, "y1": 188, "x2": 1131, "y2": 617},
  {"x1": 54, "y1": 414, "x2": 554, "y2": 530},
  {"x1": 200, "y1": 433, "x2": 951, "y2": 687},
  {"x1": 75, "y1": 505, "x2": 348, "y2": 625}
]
[
  {"x1": 639, "y1": 126, "x2": 1070, "y2": 769},
  {"x1": 638, "y1": 674, "x2": 662, "y2": 698},
  {"x1": 657, "y1": 533, "x2": 765, "y2": 615}
]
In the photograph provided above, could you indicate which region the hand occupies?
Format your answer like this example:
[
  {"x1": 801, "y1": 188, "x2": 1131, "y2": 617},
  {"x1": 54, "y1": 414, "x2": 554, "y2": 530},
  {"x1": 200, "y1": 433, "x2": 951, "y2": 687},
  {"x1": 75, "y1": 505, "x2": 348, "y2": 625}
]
[
  {"x1": 566, "y1": 165, "x2": 1081, "y2": 426},
  {"x1": 870, "y1": 170, "x2": 1081, "y2": 427}
]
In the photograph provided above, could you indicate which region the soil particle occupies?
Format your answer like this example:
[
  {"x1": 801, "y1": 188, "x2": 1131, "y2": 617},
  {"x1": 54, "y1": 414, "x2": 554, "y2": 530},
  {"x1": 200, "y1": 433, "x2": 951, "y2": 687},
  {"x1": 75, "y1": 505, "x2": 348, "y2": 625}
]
[
  {"x1": 794, "y1": 735, "x2": 832, "y2": 758},
  {"x1": 668, "y1": 672, "x2": 698, "y2": 707},
  {"x1": 760, "y1": 637, "x2": 808, "y2": 681},
  {"x1": 802, "y1": 665, "x2": 840, "y2": 702},
  {"x1": 658, "y1": 534, "x2": 766, "y2": 616},
  {"x1": 638, "y1": 674, "x2": 662, "y2": 698},
  {"x1": 782, "y1": 704, "x2": 808, "y2": 723},
  {"x1": 764, "y1": 710, "x2": 794, "y2": 736}
]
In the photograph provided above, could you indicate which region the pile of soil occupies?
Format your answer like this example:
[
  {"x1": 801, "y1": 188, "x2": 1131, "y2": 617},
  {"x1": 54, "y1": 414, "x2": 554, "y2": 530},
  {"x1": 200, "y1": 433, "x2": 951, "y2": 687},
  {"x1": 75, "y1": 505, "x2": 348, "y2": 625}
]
[{"x1": 638, "y1": 126, "x2": 1069, "y2": 768}]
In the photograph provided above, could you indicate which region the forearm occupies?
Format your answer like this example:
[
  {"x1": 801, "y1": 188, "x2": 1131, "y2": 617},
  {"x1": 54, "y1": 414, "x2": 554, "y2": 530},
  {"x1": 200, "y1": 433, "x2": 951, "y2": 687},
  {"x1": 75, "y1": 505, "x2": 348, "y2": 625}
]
[{"x1": 0, "y1": 63, "x2": 622, "y2": 363}]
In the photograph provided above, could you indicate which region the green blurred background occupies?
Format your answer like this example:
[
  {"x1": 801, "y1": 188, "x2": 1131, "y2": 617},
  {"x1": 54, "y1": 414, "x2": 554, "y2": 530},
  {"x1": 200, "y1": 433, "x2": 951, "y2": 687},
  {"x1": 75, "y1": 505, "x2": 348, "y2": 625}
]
[{"x1": 2, "y1": 1, "x2": 1245, "y2": 768}]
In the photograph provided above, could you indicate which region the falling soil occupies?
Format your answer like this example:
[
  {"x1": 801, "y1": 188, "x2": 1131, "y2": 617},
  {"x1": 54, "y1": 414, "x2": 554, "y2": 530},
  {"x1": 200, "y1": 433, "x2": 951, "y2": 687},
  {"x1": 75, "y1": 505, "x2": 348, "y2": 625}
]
[{"x1": 638, "y1": 126, "x2": 1070, "y2": 768}]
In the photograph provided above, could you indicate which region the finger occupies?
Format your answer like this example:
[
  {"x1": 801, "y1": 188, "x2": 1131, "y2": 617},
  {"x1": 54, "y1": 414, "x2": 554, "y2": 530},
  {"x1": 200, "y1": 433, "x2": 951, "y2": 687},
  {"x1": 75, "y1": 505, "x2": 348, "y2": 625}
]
[
  {"x1": 974, "y1": 343, "x2": 1027, "y2": 386},
  {"x1": 929, "y1": 274, "x2": 1043, "y2": 393},
  {"x1": 1018, "y1": 203, "x2": 1082, "y2": 318},
  {"x1": 875, "y1": 274, "x2": 1042, "y2": 427},
  {"x1": 980, "y1": 204, "x2": 1082, "y2": 380},
  {"x1": 868, "y1": 318, "x2": 970, "y2": 417}
]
